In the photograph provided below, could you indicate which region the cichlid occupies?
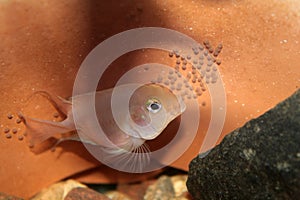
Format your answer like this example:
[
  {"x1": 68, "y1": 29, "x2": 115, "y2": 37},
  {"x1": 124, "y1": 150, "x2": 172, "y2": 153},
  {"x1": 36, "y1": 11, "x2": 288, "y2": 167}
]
[{"x1": 18, "y1": 84, "x2": 186, "y2": 159}]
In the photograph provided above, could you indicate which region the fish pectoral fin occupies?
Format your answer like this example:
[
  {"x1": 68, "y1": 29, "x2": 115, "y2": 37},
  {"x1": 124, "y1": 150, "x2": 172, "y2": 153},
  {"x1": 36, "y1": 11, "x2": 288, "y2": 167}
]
[
  {"x1": 100, "y1": 141, "x2": 151, "y2": 172},
  {"x1": 18, "y1": 112, "x2": 74, "y2": 145}
]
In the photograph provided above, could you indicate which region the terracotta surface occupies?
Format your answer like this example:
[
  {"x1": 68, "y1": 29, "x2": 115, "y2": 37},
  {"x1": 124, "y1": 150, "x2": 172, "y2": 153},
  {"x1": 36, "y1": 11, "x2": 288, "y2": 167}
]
[{"x1": 0, "y1": 0, "x2": 299, "y2": 198}]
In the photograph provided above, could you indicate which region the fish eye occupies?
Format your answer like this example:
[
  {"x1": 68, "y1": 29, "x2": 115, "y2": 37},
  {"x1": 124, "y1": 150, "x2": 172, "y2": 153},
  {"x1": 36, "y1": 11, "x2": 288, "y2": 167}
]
[{"x1": 146, "y1": 98, "x2": 162, "y2": 113}]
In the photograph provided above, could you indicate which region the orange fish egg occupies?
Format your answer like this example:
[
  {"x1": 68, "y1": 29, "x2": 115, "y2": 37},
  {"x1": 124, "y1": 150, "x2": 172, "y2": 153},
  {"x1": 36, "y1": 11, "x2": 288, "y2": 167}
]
[{"x1": 152, "y1": 41, "x2": 223, "y2": 102}]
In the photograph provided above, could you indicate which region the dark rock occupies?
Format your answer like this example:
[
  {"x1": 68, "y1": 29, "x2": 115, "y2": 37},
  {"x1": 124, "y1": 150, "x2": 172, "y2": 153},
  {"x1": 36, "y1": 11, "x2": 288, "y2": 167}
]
[
  {"x1": 187, "y1": 89, "x2": 300, "y2": 200},
  {"x1": 64, "y1": 188, "x2": 110, "y2": 200}
]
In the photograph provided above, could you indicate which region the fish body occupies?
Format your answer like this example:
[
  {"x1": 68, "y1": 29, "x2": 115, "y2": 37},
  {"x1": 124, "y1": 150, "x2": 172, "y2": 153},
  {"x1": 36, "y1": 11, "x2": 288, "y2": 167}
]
[{"x1": 19, "y1": 84, "x2": 186, "y2": 155}]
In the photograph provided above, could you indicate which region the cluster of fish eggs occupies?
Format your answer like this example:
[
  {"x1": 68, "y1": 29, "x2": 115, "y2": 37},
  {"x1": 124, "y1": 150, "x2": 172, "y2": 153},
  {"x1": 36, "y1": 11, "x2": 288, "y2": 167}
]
[
  {"x1": 1, "y1": 112, "x2": 59, "y2": 147},
  {"x1": 2, "y1": 114, "x2": 25, "y2": 141},
  {"x1": 152, "y1": 40, "x2": 223, "y2": 101}
]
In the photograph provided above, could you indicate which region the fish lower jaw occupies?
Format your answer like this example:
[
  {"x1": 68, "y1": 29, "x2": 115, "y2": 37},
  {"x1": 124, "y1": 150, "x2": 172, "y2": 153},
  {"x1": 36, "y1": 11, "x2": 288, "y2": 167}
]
[
  {"x1": 126, "y1": 136, "x2": 146, "y2": 148},
  {"x1": 140, "y1": 132, "x2": 160, "y2": 140}
]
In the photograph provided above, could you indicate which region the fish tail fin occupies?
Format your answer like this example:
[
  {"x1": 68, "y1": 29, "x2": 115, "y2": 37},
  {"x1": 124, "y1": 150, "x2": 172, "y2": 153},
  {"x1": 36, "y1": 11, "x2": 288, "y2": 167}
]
[
  {"x1": 25, "y1": 91, "x2": 72, "y2": 117},
  {"x1": 18, "y1": 112, "x2": 75, "y2": 146}
]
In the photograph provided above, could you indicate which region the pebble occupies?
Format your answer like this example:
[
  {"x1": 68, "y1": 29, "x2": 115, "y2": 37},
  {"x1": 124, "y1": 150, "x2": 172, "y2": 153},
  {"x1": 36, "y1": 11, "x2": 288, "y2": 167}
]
[
  {"x1": 144, "y1": 176, "x2": 175, "y2": 200},
  {"x1": 170, "y1": 175, "x2": 189, "y2": 197},
  {"x1": 65, "y1": 188, "x2": 110, "y2": 200},
  {"x1": 105, "y1": 191, "x2": 132, "y2": 200},
  {"x1": 143, "y1": 175, "x2": 189, "y2": 200},
  {"x1": 0, "y1": 192, "x2": 23, "y2": 200},
  {"x1": 31, "y1": 179, "x2": 87, "y2": 200}
]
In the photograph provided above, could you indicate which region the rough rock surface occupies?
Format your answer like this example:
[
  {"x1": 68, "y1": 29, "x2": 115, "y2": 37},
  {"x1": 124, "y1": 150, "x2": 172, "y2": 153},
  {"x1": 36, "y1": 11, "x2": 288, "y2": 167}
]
[
  {"x1": 64, "y1": 188, "x2": 110, "y2": 200},
  {"x1": 144, "y1": 176, "x2": 176, "y2": 200},
  {"x1": 30, "y1": 179, "x2": 86, "y2": 200},
  {"x1": 187, "y1": 89, "x2": 300, "y2": 200},
  {"x1": 104, "y1": 191, "x2": 133, "y2": 200},
  {"x1": 0, "y1": 192, "x2": 23, "y2": 200},
  {"x1": 144, "y1": 175, "x2": 190, "y2": 200}
]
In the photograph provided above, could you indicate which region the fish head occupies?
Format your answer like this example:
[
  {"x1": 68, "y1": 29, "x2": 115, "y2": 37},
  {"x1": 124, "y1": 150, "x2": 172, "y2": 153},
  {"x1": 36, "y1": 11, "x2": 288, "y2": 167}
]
[{"x1": 128, "y1": 83, "x2": 186, "y2": 140}]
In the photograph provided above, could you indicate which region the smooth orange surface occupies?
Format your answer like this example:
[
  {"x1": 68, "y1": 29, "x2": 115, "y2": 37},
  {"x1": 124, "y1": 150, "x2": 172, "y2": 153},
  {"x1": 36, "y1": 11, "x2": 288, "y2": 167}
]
[{"x1": 0, "y1": 0, "x2": 299, "y2": 198}]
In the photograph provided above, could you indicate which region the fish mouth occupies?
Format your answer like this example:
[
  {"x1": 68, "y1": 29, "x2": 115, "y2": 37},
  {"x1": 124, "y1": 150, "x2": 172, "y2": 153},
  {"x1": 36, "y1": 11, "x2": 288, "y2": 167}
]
[
  {"x1": 139, "y1": 112, "x2": 180, "y2": 140},
  {"x1": 139, "y1": 130, "x2": 160, "y2": 140}
]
